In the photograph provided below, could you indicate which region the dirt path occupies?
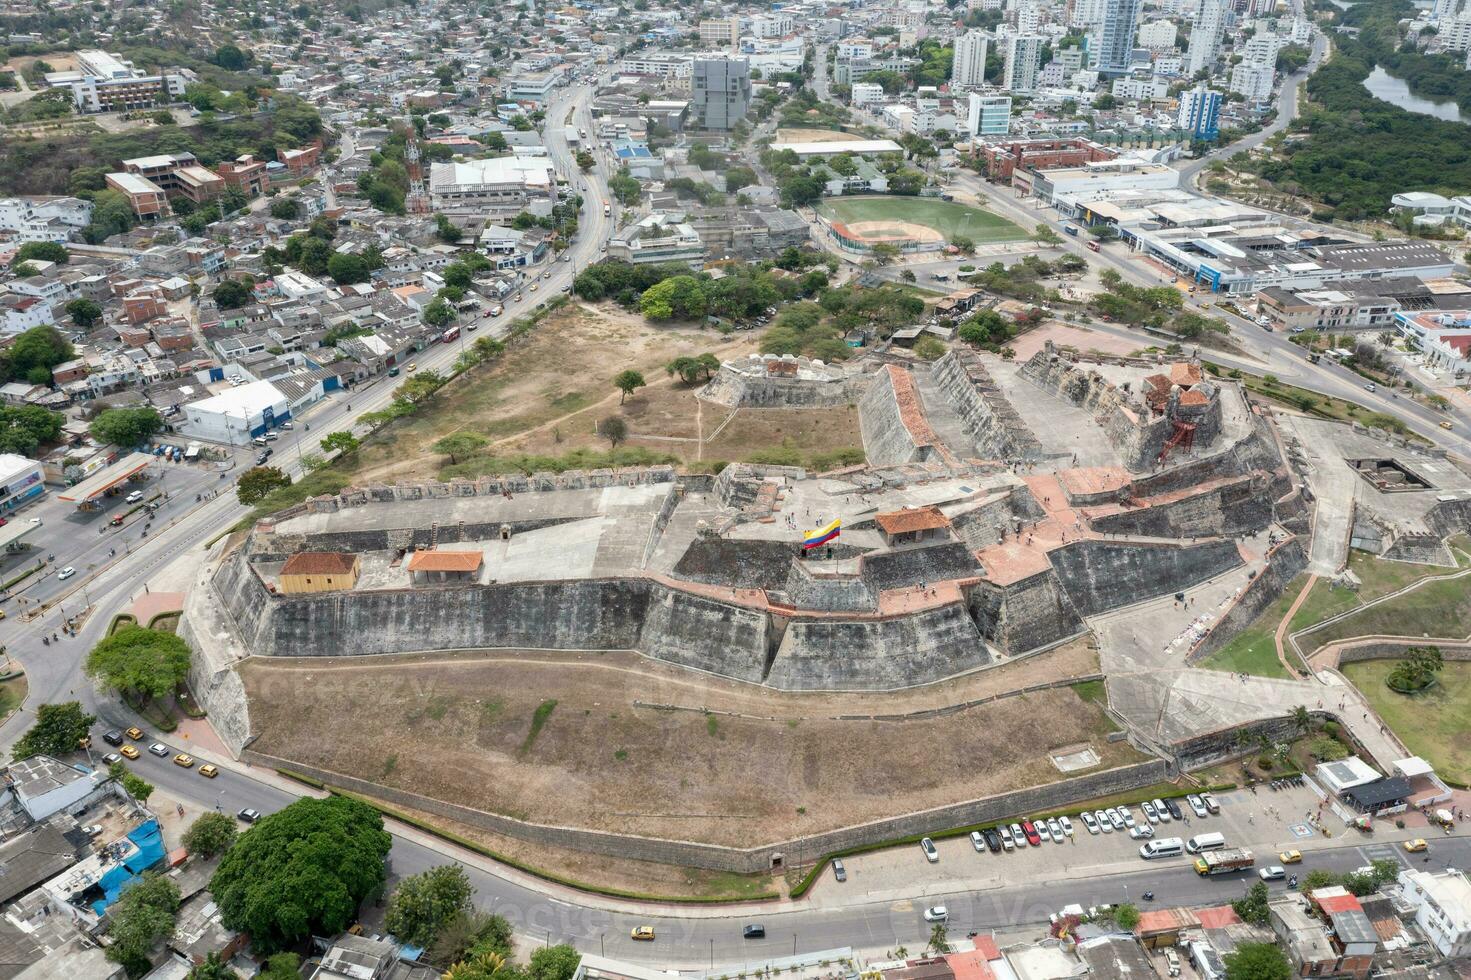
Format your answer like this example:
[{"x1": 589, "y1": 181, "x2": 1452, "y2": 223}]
[{"x1": 1275, "y1": 574, "x2": 1316, "y2": 679}]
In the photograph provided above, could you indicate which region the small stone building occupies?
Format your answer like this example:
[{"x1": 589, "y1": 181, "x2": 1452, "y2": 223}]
[{"x1": 278, "y1": 552, "x2": 360, "y2": 594}]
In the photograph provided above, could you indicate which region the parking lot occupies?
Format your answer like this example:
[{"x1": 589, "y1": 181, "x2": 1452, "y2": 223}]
[{"x1": 809, "y1": 782, "x2": 1362, "y2": 906}]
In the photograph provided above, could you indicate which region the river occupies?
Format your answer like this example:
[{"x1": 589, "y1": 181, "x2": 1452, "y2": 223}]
[{"x1": 1362, "y1": 65, "x2": 1469, "y2": 123}]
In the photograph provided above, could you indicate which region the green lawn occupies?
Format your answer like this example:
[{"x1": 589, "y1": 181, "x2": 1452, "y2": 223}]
[
  {"x1": 817, "y1": 195, "x2": 1026, "y2": 243},
  {"x1": 1301, "y1": 570, "x2": 1471, "y2": 656},
  {"x1": 1200, "y1": 575, "x2": 1304, "y2": 679},
  {"x1": 1343, "y1": 660, "x2": 1471, "y2": 785}
]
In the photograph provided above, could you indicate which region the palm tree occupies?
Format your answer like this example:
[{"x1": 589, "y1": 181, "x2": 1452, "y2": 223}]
[
  {"x1": 188, "y1": 953, "x2": 239, "y2": 980},
  {"x1": 1291, "y1": 704, "x2": 1311, "y2": 734}
]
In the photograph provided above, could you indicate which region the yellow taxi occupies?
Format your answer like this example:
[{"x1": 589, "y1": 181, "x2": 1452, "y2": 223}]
[
  {"x1": 630, "y1": 926, "x2": 655, "y2": 942},
  {"x1": 1405, "y1": 838, "x2": 1429, "y2": 853},
  {"x1": 406, "y1": 363, "x2": 417, "y2": 372},
  {"x1": 1441, "y1": 421, "x2": 1454, "y2": 431},
  {"x1": 126, "y1": 727, "x2": 144, "y2": 740},
  {"x1": 119, "y1": 745, "x2": 140, "y2": 760},
  {"x1": 198, "y1": 764, "x2": 219, "y2": 778},
  {"x1": 1279, "y1": 849, "x2": 1303, "y2": 864},
  {"x1": 173, "y1": 753, "x2": 195, "y2": 768}
]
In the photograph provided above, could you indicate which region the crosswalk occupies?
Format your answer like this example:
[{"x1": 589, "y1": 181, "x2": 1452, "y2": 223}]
[{"x1": 1358, "y1": 842, "x2": 1407, "y2": 872}]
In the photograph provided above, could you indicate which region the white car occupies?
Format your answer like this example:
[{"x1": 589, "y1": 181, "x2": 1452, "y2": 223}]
[
  {"x1": 1202, "y1": 793, "x2": 1220, "y2": 814},
  {"x1": 970, "y1": 831, "x2": 985, "y2": 852},
  {"x1": 57, "y1": 566, "x2": 76, "y2": 581},
  {"x1": 1037, "y1": 821, "x2": 1051, "y2": 842},
  {"x1": 923, "y1": 905, "x2": 949, "y2": 922},
  {"x1": 125, "y1": 490, "x2": 144, "y2": 504},
  {"x1": 1107, "y1": 809, "x2": 1126, "y2": 831},
  {"x1": 1259, "y1": 865, "x2": 1287, "y2": 881},
  {"x1": 1059, "y1": 816, "x2": 1074, "y2": 838},
  {"x1": 1153, "y1": 798, "x2": 1172, "y2": 822},
  {"x1": 920, "y1": 837, "x2": 939, "y2": 862},
  {"x1": 1081, "y1": 811, "x2": 1100, "y2": 835},
  {"x1": 1121, "y1": 808, "x2": 1137, "y2": 829},
  {"x1": 1095, "y1": 810, "x2": 1113, "y2": 833},
  {"x1": 999, "y1": 825, "x2": 1015, "y2": 851},
  {"x1": 1047, "y1": 818, "x2": 1065, "y2": 843},
  {"x1": 1129, "y1": 824, "x2": 1155, "y2": 840},
  {"x1": 1142, "y1": 801, "x2": 1160, "y2": 824},
  {"x1": 1188, "y1": 794, "x2": 1209, "y2": 818}
]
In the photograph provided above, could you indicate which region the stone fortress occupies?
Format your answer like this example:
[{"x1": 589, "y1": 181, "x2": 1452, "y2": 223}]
[{"x1": 184, "y1": 342, "x2": 1322, "y2": 745}]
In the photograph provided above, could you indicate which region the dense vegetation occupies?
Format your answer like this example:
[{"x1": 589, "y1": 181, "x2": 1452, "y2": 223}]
[
  {"x1": 572, "y1": 254, "x2": 831, "y2": 322},
  {"x1": 1256, "y1": 0, "x2": 1471, "y2": 218}
]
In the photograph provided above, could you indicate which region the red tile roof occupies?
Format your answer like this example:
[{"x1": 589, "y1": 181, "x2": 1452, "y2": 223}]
[
  {"x1": 1195, "y1": 905, "x2": 1242, "y2": 929},
  {"x1": 281, "y1": 552, "x2": 357, "y2": 576},
  {"x1": 407, "y1": 549, "x2": 484, "y2": 572},
  {"x1": 875, "y1": 505, "x2": 950, "y2": 535}
]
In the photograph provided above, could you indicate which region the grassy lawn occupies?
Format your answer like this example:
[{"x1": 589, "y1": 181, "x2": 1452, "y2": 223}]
[
  {"x1": 1343, "y1": 660, "x2": 1471, "y2": 785},
  {"x1": 0, "y1": 676, "x2": 26, "y2": 725},
  {"x1": 817, "y1": 195, "x2": 1026, "y2": 243},
  {"x1": 1302, "y1": 570, "x2": 1471, "y2": 655},
  {"x1": 1349, "y1": 535, "x2": 1470, "y2": 602},
  {"x1": 1201, "y1": 363, "x2": 1422, "y2": 441},
  {"x1": 1200, "y1": 575, "x2": 1304, "y2": 679}
]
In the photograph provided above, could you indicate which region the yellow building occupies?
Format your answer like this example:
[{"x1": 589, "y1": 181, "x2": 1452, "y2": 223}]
[{"x1": 278, "y1": 552, "x2": 360, "y2": 594}]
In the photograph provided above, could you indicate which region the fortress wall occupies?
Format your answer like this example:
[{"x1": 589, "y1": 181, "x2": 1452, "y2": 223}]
[
  {"x1": 251, "y1": 579, "x2": 652, "y2": 658},
  {"x1": 930, "y1": 350, "x2": 1043, "y2": 461},
  {"x1": 1089, "y1": 476, "x2": 1272, "y2": 539},
  {"x1": 859, "y1": 366, "x2": 926, "y2": 467},
  {"x1": 765, "y1": 603, "x2": 991, "y2": 690},
  {"x1": 859, "y1": 541, "x2": 983, "y2": 592},
  {"x1": 783, "y1": 562, "x2": 877, "y2": 612},
  {"x1": 638, "y1": 589, "x2": 772, "y2": 682},
  {"x1": 970, "y1": 570, "x2": 1086, "y2": 654},
  {"x1": 950, "y1": 492, "x2": 1021, "y2": 549},
  {"x1": 674, "y1": 538, "x2": 801, "y2": 591},
  {"x1": 1381, "y1": 532, "x2": 1454, "y2": 567},
  {"x1": 1047, "y1": 538, "x2": 1244, "y2": 618},
  {"x1": 255, "y1": 516, "x2": 579, "y2": 558},
  {"x1": 1021, "y1": 349, "x2": 1169, "y2": 470},
  {"x1": 1186, "y1": 534, "x2": 1307, "y2": 664},
  {"x1": 1424, "y1": 497, "x2": 1471, "y2": 539},
  {"x1": 179, "y1": 558, "x2": 254, "y2": 755},
  {"x1": 212, "y1": 552, "x2": 274, "y2": 653}
]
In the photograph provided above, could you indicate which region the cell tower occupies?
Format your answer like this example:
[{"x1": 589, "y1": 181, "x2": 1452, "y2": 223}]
[{"x1": 404, "y1": 115, "x2": 431, "y2": 214}]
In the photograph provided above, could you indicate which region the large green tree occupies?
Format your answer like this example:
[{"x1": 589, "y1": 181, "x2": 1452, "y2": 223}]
[
  {"x1": 105, "y1": 873, "x2": 181, "y2": 976},
  {"x1": 236, "y1": 466, "x2": 291, "y2": 505},
  {"x1": 182, "y1": 812, "x2": 239, "y2": 859},
  {"x1": 84, "y1": 626, "x2": 192, "y2": 705},
  {"x1": 11, "y1": 241, "x2": 67, "y2": 266},
  {"x1": 213, "y1": 279, "x2": 254, "y2": 309},
  {"x1": 1223, "y1": 942, "x2": 1291, "y2": 980},
  {"x1": 210, "y1": 796, "x2": 392, "y2": 951},
  {"x1": 385, "y1": 865, "x2": 474, "y2": 948},
  {"x1": 65, "y1": 298, "x2": 102, "y2": 327},
  {"x1": 11, "y1": 701, "x2": 95, "y2": 760},
  {"x1": 327, "y1": 252, "x2": 371, "y2": 285},
  {"x1": 7, "y1": 325, "x2": 73, "y2": 382},
  {"x1": 0, "y1": 406, "x2": 63, "y2": 455},
  {"x1": 89, "y1": 407, "x2": 164, "y2": 447}
]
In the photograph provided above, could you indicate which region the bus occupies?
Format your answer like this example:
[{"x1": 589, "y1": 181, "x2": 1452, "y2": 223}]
[
  {"x1": 1086, "y1": 240, "x2": 1101, "y2": 253},
  {"x1": 441, "y1": 326, "x2": 460, "y2": 343},
  {"x1": 1063, "y1": 224, "x2": 1080, "y2": 236}
]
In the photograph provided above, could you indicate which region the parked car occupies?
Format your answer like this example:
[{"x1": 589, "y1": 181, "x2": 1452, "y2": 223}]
[
  {"x1": 970, "y1": 831, "x2": 986, "y2": 852},
  {"x1": 1187, "y1": 794, "x2": 1209, "y2": 818},
  {"x1": 1164, "y1": 798, "x2": 1184, "y2": 821},
  {"x1": 1036, "y1": 820, "x2": 1051, "y2": 842},
  {"x1": 125, "y1": 490, "x2": 144, "y2": 504},
  {"x1": 832, "y1": 859, "x2": 847, "y2": 882},
  {"x1": 1202, "y1": 793, "x2": 1220, "y2": 814},
  {"x1": 81, "y1": 824, "x2": 103, "y2": 837},
  {"x1": 1081, "y1": 811, "x2": 1100, "y2": 835},
  {"x1": 1058, "y1": 816, "x2": 1074, "y2": 838},
  {"x1": 983, "y1": 828, "x2": 1003, "y2": 853},
  {"x1": 1095, "y1": 809, "x2": 1113, "y2": 833},
  {"x1": 1153, "y1": 798, "x2": 1172, "y2": 822},
  {"x1": 1129, "y1": 824, "x2": 1154, "y2": 840},
  {"x1": 1107, "y1": 809, "x2": 1126, "y2": 831},
  {"x1": 999, "y1": 825, "x2": 1015, "y2": 850},
  {"x1": 920, "y1": 837, "x2": 939, "y2": 862},
  {"x1": 1010, "y1": 822, "x2": 1026, "y2": 846},
  {"x1": 1021, "y1": 821, "x2": 1041, "y2": 847},
  {"x1": 1142, "y1": 801, "x2": 1159, "y2": 824},
  {"x1": 1120, "y1": 808, "x2": 1136, "y2": 829},
  {"x1": 923, "y1": 906, "x2": 949, "y2": 922},
  {"x1": 1047, "y1": 818, "x2": 1064, "y2": 843}
]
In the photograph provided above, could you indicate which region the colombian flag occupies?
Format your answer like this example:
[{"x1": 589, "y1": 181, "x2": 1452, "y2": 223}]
[{"x1": 803, "y1": 517, "x2": 841, "y2": 550}]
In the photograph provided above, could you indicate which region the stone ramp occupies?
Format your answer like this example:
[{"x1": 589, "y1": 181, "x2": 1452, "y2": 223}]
[
  {"x1": 647, "y1": 492, "x2": 726, "y2": 575},
  {"x1": 930, "y1": 350, "x2": 1044, "y2": 461},
  {"x1": 912, "y1": 363, "x2": 983, "y2": 461}
]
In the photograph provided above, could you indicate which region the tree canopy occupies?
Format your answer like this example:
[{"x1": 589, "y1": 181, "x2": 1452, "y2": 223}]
[
  {"x1": 11, "y1": 701, "x2": 95, "y2": 760},
  {"x1": 236, "y1": 466, "x2": 292, "y2": 505},
  {"x1": 1223, "y1": 942, "x2": 1292, "y2": 980},
  {"x1": 0, "y1": 405, "x2": 63, "y2": 455},
  {"x1": 106, "y1": 873, "x2": 181, "y2": 976},
  {"x1": 89, "y1": 407, "x2": 164, "y2": 447},
  {"x1": 210, "y1": 796, "x2": 392, "y2": 951},
  {"x1": 183, "y1": 812, "x2": 239, "y2": 859},
  {"x1": 385, "y1": 865, "x2": 474, "y2": 949},
  {"x1": 85, "y1": 626, "x2": 192, "y2": 705}
]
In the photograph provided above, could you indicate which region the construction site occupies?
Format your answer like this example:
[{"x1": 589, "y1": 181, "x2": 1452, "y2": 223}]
[{"x1": 178, "y1": 340, "x2": 1471, "y2": 874}]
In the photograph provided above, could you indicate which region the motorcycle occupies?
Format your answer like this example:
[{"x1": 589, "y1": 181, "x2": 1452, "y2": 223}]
[
  {"x1": 41, "y1": 636, "x2": 48, "y2": 646},
  {"x1": 1142, "y1": 891, "x2": 1155, "y2": 902},
  {"x1": 196, "y1": 494, "x2": 202, "y2": 502},
  {"x1": 1288, "y1": 875, "x2": 1298, "y2": 889}
]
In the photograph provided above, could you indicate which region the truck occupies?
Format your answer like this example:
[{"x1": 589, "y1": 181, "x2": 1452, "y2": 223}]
[
  {"x1": 1063, "y1": 224, "x2": 1080, "y2": 236},
  {"x1": 1194, "y1": 847, "x2": 1254, "y2": 876}
]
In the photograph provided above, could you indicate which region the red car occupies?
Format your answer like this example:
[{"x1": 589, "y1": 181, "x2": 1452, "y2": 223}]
[{"x1": 1021, "y1": 819, "x2": 1042, "y2": 847}]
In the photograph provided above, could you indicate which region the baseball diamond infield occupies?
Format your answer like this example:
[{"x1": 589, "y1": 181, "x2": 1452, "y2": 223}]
[{"x1": 818, "y1": 195, "x2": 1026, "y2": 252}]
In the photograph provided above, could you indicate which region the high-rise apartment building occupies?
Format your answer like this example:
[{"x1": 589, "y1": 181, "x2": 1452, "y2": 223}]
[
  {"x1": 1002, "y1": 34, "x2": 1044, "y2": 92},
  {"x1": 1186, "y1": 0, "x2": 1229, "y2": 74},
  {"x1": 952, "y1": 30, "x2": 991, "y2": 87},
  {"x1": 1095, "y1": 0, "x2": 1141, "y2": 74},
  {"x1": 967, "y1": 93, "x2": 1013, "y2": 136},
  {"x1": 692, "y1": 57, "x2": 751, "y2": 130}
]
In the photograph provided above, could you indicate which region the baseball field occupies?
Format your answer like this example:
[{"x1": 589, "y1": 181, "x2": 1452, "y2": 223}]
[{"x1": 817, "y1": 195, "x2": 1025, "y2": 246}]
